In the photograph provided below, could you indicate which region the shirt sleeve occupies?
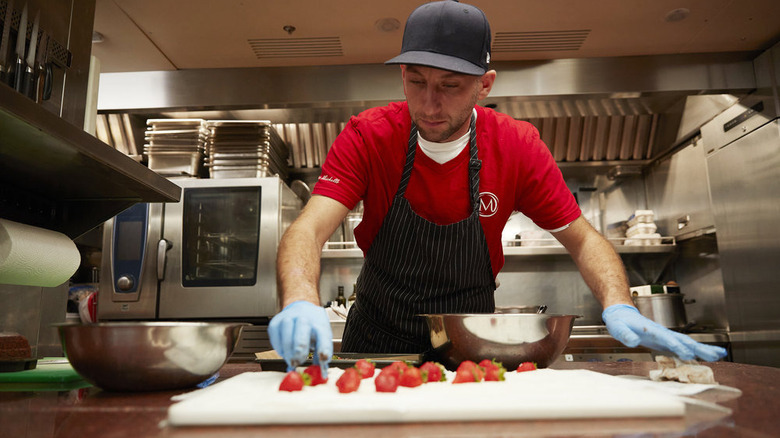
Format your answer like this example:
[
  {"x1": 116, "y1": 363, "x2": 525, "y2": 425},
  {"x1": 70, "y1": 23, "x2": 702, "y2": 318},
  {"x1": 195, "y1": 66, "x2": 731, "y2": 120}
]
[
  {"x1": 513, "y1": 124, "x2": 582, "y2": 231},
  {"x1": 310, "y1": 117, "x2": 368, "y2": 211}
]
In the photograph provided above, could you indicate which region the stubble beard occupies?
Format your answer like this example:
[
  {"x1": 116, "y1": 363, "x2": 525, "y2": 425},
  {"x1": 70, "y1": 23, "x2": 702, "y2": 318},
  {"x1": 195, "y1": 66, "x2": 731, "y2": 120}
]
[
  {"x1": 413, "y1": 86, "x2": 481, "y2": 143},
  {"x1": 415, "y1": 105, "x2": 475, "y2": 142}
]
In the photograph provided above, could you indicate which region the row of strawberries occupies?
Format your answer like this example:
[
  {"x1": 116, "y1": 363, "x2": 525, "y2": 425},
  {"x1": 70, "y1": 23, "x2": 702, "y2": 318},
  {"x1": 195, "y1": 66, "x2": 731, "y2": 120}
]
[{"x1": 279, "y1": 359, "x2": 538, "y2": 393}]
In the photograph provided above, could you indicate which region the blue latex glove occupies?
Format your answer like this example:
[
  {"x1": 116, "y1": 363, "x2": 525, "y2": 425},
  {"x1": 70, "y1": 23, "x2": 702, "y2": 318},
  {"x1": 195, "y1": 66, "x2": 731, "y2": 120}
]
[
  {"x1": 603, "y1": 304, "x2": 727, "y2": 362},
  {"x1": 268, "y1": 300, "x2": 333, "y2": 374}
]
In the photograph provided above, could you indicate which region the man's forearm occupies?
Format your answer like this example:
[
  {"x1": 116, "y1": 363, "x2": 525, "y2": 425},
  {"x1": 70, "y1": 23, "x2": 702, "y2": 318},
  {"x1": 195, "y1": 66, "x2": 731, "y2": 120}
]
[
  {"x1": 572, "y1": 232, "x2": 634, "y2": 308},
  {"x1": 554, "y1": 217, "x2": 634, "y2": 309},
  {"x1": 276, "y1": 224, "x2": 324, "y2": 309}
]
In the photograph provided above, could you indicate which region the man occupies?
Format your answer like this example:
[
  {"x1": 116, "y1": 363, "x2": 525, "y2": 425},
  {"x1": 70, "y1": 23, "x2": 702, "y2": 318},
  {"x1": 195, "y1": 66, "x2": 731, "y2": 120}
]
[{"x1": 269, "y1": 0, "x2": 727, "y2": 373}]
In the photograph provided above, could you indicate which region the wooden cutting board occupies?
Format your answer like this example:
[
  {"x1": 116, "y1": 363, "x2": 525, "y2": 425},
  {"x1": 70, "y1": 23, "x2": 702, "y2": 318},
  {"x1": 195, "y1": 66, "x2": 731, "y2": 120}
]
[{"x1": 167, "y1": 368, "x2": 686, "y2": 426}]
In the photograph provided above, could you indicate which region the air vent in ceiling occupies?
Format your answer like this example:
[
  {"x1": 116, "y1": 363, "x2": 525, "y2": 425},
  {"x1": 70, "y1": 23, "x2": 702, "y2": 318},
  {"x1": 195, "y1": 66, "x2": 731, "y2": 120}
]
[
  {"x1": 248, "y1": 37, "x2": 343, "y2": 59},
  {"x1": 492, "y1": 30, "x2": 590, "y2": 53}
]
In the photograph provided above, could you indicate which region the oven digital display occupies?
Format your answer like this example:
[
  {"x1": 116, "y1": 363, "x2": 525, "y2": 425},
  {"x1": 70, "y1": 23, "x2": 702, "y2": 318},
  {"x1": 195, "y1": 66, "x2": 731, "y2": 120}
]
[
  {"x1": 111, "y1": 203, "x2": 149, "y2": 294},
  {"x1": 116, "y1": 221, "x2": 144, "y2": 261}
]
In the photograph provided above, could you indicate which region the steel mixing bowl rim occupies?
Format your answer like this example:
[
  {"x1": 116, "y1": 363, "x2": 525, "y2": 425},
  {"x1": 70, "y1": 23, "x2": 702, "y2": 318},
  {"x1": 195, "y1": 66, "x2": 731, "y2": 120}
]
[
  {"x1": 52, "y1": 322, "x2": 250, "y2": 328},
  {"x1": 417, "y1": 313, "x2": 582, "y2": 318}
]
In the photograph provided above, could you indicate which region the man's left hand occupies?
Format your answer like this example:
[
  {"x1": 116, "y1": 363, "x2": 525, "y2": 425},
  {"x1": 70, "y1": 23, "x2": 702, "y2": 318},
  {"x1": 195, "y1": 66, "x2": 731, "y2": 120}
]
[{"x1": 602, "y1": 304, "x2": 727, "y2": 362}]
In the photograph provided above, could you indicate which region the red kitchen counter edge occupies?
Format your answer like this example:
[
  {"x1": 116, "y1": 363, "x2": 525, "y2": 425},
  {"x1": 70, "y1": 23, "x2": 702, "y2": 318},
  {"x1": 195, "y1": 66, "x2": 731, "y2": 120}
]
[{"x1": 0, "y1": 361, "x2": 777, "y2": 438}]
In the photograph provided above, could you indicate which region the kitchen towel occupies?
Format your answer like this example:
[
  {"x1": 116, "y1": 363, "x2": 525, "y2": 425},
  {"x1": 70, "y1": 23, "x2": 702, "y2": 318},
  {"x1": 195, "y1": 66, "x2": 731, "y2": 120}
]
[{"x1": 0, "y1": 219, "x2": 80, "y2": 287}]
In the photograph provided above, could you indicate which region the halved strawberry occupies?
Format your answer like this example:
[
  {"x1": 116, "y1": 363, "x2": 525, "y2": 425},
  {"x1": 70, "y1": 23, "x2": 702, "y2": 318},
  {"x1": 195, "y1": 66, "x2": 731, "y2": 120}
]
[
  {"x1": 452, "y1": 360, "x2": 484, "y2": 383},
  {"x1": 279, "y1": 371, "x2": 308, "y2": 391},
  {"x1": 516, "y1": 362, "x2": 538, "y2": 372},
  {"x1": 375, "y1": 367, "x2": 400, "y2": 392},
  {"x1": 336, "y1": 367, "x2": 361, "y2": 393},
  {"x1": 354, "y1": 359, "x2": 375, "y2": 379},
  {"x1": 303, "y1": 364, "x2": 328, "y2": 386},
  {"x1": 399, "y1": 366, "x2": 423, "y2": 387},
  {"x1": 419, "y1": 361, "x2": 447, "y2": 383}
]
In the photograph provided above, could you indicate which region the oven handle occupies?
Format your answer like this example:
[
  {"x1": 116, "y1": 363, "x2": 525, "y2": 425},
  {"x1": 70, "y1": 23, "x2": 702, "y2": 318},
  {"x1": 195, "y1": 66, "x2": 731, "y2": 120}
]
[{"x1": 157, "y1": 239, "x2": 172, "y2": 281}]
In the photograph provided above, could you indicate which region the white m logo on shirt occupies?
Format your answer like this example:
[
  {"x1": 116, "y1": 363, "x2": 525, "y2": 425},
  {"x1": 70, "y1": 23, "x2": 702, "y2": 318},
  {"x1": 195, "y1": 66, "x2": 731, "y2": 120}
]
[{"x1": 479, "y1": 192, "x2": 499, "y2": 217}]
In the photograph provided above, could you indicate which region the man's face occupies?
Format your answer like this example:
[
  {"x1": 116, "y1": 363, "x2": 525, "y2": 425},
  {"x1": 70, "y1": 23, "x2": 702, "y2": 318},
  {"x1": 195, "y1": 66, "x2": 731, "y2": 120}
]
[{"x1": 401, "y1": 65, "x2": 493, "y2": 143}]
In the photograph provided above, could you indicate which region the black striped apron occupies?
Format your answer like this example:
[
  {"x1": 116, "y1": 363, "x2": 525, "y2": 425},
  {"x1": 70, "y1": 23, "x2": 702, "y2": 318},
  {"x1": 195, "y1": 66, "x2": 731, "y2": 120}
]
[{"x1": 341, "y1": 113, "x2": 496, "y2": 354}]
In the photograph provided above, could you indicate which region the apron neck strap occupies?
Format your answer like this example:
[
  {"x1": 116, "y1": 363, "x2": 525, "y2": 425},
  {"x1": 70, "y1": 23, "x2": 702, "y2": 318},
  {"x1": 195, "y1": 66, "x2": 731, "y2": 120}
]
[{"x1": 398, "y1": 113, "x2": 481, "y2": 214}]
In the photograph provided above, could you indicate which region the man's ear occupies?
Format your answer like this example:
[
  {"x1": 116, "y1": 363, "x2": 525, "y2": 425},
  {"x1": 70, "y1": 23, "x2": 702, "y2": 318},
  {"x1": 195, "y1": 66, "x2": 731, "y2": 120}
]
[{"x1": 477, "y1": 70, "x2": 496, "y2": 100}]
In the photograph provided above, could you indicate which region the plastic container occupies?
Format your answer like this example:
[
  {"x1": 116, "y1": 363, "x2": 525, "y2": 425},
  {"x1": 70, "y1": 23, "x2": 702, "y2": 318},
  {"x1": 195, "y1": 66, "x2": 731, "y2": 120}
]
[
  {"x1": 627, "y1": 210, "x2": 655, "y2": 227},
  {"x1": 626, "y1": 222, "x2": 658, "y2": 238}
]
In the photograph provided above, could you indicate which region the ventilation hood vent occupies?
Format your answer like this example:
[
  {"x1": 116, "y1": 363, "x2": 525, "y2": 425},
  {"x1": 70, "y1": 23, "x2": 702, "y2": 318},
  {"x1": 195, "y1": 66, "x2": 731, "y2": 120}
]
[
  {"x1": 249, "y1": 37, "x2": 343, "y2": 59},
  {"x1": 499, "y1": 98, "x2": 658, "y2": 162},
  {"x1": 493, "y1": 30, "x2": 590, "y2": 53},
  {"x1": 97, "y1": 53, "x2": 758, "y2": 171}
]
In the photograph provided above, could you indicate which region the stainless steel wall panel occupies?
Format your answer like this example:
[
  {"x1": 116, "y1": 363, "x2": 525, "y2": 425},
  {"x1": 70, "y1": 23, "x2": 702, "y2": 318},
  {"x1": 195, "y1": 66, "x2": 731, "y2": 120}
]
[{"x1": 671, "y1": 236, "x2": 728, "y2": 331}]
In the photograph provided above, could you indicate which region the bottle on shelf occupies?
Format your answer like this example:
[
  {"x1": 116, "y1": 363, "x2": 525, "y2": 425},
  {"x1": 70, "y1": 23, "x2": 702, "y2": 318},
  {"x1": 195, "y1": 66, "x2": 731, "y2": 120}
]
[
  {"x1": 347, "y1": 284, "x2": 357, "y2": 310},
  {"x1": 336, "y1": 286, "x2": 346, "y2": 307}
]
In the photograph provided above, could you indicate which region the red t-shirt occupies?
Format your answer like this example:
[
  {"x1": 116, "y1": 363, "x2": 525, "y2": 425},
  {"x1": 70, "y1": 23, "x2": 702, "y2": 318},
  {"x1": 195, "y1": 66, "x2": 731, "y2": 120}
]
[{"x1": 312, "y1": 102, "x2": 581, "y2": 277}]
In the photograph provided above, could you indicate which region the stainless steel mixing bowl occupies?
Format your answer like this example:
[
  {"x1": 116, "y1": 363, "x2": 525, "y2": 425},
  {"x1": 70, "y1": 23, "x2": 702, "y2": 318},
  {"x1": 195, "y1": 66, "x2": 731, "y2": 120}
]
[
  {"x1": 56, "y1": 322, "x2": 245, "y2": 392},
  {"x1": 420, "y1": 313, "x2": 578, "y2": 370}
]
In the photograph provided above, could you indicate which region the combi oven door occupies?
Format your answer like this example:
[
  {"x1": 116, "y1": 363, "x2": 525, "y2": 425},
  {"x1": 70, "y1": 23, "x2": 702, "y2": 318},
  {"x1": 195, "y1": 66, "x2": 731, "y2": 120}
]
[{"x1": 158, "y1": 177, "x2": 285, "y2": 320}]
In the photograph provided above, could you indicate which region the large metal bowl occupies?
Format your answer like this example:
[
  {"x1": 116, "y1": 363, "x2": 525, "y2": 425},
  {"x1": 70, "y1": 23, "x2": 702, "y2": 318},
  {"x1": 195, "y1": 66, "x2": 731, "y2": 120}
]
[
  {"x1": 56, "y1": 322, "x2": 245, "y2": 392},
  {"x1": 420, "y1": 313, "x2": 578, "y2": 370}
]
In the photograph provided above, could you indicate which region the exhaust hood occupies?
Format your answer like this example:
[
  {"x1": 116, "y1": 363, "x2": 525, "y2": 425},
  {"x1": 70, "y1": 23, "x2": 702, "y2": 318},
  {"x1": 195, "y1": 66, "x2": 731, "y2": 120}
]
[{"x1": 96, "y1": 52, "x2": 758, "y2": 171}]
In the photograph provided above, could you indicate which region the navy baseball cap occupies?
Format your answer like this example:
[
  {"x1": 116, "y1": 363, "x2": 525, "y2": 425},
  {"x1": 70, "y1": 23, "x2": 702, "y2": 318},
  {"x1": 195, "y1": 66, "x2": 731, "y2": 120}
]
[{"x1": 386, "y1": 0, "x2": 492, "y2": 75}]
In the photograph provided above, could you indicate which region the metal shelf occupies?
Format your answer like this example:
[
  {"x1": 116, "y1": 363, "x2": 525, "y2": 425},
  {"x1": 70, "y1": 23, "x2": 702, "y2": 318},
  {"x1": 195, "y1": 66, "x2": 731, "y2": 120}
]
[{"x1": 0, "y1": 85, "x2": 181, "y2": 238}]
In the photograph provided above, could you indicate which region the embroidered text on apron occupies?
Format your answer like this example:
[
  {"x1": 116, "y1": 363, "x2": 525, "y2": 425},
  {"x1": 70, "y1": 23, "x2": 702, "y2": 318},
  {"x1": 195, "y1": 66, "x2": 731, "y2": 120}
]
[{"x1": 341, "y1": 113, "x2": 496, "y2": 354}]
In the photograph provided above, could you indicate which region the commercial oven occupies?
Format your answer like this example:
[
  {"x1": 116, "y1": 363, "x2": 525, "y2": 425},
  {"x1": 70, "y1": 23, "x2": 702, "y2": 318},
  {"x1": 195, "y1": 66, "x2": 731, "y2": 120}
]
[{"x1": 97, "y1": 177, "x2": 301, "y2": 322}]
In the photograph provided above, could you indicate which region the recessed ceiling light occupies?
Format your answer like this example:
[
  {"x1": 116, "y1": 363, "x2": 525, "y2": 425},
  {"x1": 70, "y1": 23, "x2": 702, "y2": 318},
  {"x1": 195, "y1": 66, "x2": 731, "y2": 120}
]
[
  {"x1": 664, "y1": 8, "x2": 690, "y2": 23},
  {"x1": 375, "y1": 17, "x2": 400, "y2": 33}
]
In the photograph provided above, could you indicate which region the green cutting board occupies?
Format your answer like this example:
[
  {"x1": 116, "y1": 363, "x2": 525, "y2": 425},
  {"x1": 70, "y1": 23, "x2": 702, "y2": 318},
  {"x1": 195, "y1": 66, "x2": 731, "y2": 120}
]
[{"x1": 0, "y1": 358, "x2": 92, "y2": 391}]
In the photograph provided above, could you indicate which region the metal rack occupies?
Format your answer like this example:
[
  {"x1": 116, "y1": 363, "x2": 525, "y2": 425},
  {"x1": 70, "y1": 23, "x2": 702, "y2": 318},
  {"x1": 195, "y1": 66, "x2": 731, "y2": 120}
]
[{"x1": 0, "y1": 84, "x2": 180, "y2": 238}]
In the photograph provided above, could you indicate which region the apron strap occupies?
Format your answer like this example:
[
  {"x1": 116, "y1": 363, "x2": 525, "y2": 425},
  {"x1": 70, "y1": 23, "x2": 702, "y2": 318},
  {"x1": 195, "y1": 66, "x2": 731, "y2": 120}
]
[
  {"x1": 467, "y1": 113, "x2": 481, "y2": 215},
  {"x1": 396, "y1": 123, "x2": 418, "y2": 198},
  {"x1": 397, "y1": 112, "x2": 481, "y2": 216}
]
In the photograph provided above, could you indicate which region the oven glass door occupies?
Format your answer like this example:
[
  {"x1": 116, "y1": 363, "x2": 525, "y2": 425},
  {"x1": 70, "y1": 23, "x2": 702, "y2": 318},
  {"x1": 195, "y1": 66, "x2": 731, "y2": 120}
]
[
  {"x1": 181, "y1": 186, "x2": 261, "y2": 287},
  {"x1": 158, "y1": 177, "x2": 285, "y2": 319}
]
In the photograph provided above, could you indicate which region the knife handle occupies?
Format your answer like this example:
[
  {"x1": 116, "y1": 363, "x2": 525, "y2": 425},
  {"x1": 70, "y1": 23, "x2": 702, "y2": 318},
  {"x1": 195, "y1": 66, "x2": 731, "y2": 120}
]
[
  {"x1": 22, "y1": 66, "x2": 33, "y2": 98},
  {"x1": 33, "y1": 64, "x2": 42, "y2": 101},
  {"x1": 6, "y1": 59, "x2": 16, "y2": 87},
  {"x1": 13, "y1": 57, "x2": 23, "y2": 91},
  {"x1": 42, "y1": 62, "x2": 52, "y2": 101}
]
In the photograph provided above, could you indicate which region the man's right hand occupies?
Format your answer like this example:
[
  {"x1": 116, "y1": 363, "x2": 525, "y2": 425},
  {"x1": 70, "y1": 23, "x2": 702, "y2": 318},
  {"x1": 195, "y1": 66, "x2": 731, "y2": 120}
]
[{"x1": 268, "y1": 300, "x2": 333, "y2": 374}]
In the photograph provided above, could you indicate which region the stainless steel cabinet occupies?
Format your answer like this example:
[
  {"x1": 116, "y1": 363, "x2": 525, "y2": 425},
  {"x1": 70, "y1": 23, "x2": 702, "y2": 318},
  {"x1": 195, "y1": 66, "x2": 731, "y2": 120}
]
[{"x1": 706, "y1": 116, "x2": 780, "y2": 367}]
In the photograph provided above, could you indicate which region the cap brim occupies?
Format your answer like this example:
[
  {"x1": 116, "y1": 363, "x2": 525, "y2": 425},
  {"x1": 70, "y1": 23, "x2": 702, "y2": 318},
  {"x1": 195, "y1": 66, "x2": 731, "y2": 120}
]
[{"x1": 385, "y1": 51, "x2": 486, "y2": 76}]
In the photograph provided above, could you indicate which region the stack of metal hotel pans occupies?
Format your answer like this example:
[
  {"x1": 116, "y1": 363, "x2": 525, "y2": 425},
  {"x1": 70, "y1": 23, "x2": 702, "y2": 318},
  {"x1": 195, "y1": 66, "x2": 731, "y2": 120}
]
[
  {"x1": 205, "y1": 120, "x2": 289, "y2": 180},
  {"x1": 144, "y1": 119, "x2": 208, "y2": 178}
]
